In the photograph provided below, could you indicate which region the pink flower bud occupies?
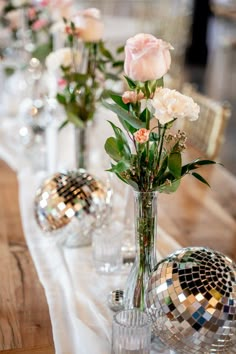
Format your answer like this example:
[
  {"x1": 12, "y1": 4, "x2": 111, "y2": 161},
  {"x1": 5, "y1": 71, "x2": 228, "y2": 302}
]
[{"x1": 122, "y1": 91, "x2": 144, "y2": 104}]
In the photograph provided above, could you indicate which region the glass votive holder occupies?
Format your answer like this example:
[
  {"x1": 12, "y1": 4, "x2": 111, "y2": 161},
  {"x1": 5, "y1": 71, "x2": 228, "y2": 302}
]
[
  {"x1": 92, "y1": 221, "x2": 122, "y2": 273},
  {"x1": 112, "y1": 309, "x2": 151, "y2": 354}
]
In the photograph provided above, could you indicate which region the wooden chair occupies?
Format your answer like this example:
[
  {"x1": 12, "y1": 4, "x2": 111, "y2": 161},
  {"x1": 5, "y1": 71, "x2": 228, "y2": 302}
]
[{"x1": 181, "y1": 84, "x2": 231, "y2": 160}]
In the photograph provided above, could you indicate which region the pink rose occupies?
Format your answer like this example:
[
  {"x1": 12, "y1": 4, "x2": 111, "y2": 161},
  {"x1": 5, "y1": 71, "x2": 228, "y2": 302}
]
[
  {"x1": 32, "y1": 18, "x2": 48, "y2": 30},
  {"x1": 28, "y1": 7, "x2": 37, "y2": 20},
  {"x1": 134, "y1": 128, "x2": 150, "y2": 144},
  {"x1": 122, "y1": 91, "x2": 144, "y2": 104},
  {"x1": 69, "y1": 8, "x2": 104, "y2": 42},
  {"x1": 124, "y1": 33, "x2": 173, "y2": 82},
  {"x1": 58, "y1": 78, "x2": 67, "y2": 89}
]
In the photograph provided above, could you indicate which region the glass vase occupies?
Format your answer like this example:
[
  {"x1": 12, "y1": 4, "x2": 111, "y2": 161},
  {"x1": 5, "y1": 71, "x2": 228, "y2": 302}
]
[
  {"x1": 74, "y1": 125, "x2": 88, "y2": 170},
  {"x1": 124, "y1": 191, "x2": 158, "y2": 311}
]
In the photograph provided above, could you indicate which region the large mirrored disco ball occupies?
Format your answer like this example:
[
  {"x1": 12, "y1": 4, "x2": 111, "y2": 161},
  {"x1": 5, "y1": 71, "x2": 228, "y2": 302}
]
[
  {"x1": 34, "y1": 169, "x2": 111, "y2": 247},
  {"x1": 146, "y1": 247, "x2": 236, "y2": 354}
]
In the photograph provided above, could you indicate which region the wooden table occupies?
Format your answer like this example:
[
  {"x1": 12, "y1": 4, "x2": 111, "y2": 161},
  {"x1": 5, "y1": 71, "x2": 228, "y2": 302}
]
[
  {"x1": 0, "y1": 160, "x2": 54, "y2": 354},
  {"x1": 0, "y1": 151, "x2": 236, "y2": 353}
]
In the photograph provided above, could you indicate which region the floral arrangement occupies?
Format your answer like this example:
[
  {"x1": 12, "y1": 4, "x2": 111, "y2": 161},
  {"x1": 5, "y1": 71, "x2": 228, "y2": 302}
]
[
  {"x1": 46, "y1": 8, "x2": 123, "y2": 129},
  {"x1": 0, "y1": 0, "x2": 53, "y2": 62},
  {"x1": 104, "y1": 33, "x2": 216, "y2": 193}
]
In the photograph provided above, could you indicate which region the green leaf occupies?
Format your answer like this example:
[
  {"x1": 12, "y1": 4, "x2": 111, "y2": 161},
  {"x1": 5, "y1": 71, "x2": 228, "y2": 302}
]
[
  {"x1": 105, "y1": 73, "x2": 120, "y2": 81},
  {"x1": 156, "y1": 77, "x2": 164, "y2": 88},
  {"x1": 64, "y1": 72, "x2": 88, "y2": 84},
  {"x1": 56, "y1": 93, "x2": 66, "y2": 105},
  {"x1": 158, "y1": 179, "x2": 181, "y2": 193},
  {"x1": 32, "y1": 41, "x2": 52, "y2": 62},
  {"x1": 107, "y1": 160, "x2": 130, "y2": 173},
  {"x1": 154, "y1": 155, "x2": 168, "y2": 182},
  {"x1": 112, "y1": 60, "x2": 124, "y2": 67},
  {"x1": 126, "y1": 179, "x2": 139, "y2": 190},
  {"x1": 149, "y1": 132, "x2": 159, "y2": 142},
  {"x1": 191, "y1": 172, "x2": 210, "y2": 187},
  {"x1": 124, "y1": 76, "x2": 137, "y2": 89},
  {"x1": 99, "y1": 42, "x2": 113, "y2": 60},
  {"x1": 181, "y1": 159, "x2": 216, "y2": 175},
  {"x1": 58, "y1": 120, "x2": 69, "y2": 130},
  {"x1": 104, "y1": 137, "x2": 122, "y2": 162},
  {"x1": 66, "y1": 111, "x2": 84, "y2": 128},
  {"x1": 110, "y1": 94, "x2": 129, "y2": 110},
  {"x1": 168, "y1": 152, "x2": 182, "y2": 178},
  {"x1": 108, "y1": 121, "x2": 131, "y2": 158},
  {"x1": 102, "y1": 101, "x2": 144, "y2": 129},
  {"x1": 4, "y1": 67, "x2": 15, "y2": 76},
  {"x1": 140, "y1": 108, "x2": 150, "y2": 123},
  {"x1": 116, "y1": 45, "x2": 124, "y2": 54}
]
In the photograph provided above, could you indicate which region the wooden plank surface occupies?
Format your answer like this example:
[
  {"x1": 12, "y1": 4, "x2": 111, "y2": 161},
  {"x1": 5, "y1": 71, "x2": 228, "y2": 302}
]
[
  {"x1": 0, "y1": 148, "x2": 236, "y2": 353},
  {"x1": 0, "y1": 160, "x2": 54, "y2": 353},
  {"x1": 159, "y1": 155, "x2": 236, "y2": 261}
]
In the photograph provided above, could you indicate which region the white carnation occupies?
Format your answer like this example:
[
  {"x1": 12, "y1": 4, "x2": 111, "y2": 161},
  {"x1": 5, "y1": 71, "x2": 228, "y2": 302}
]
[
  {"x1": 151, "y1": 87, "x2": 200, "y2": 125},
  {"x1": 45, "y1": 48, "x2": 81, "y2": 72}
]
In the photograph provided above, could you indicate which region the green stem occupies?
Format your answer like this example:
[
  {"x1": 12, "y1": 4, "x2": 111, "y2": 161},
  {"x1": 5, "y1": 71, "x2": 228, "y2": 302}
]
[{"x1": 157, "y1": 124, "x2": 167, "y2": 168}]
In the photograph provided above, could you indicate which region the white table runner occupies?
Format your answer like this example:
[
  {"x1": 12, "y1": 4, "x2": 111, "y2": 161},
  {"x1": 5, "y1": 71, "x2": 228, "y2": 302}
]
[{"x1": 0, "y1": 108, "x2": 180, "y2": 354}]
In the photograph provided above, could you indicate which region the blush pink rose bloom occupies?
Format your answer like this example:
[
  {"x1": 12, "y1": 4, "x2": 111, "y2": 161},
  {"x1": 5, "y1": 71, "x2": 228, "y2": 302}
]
[
  {"x1": 32, "y1": 18, "x2": 48, "y2": 30},
  {"x1": 122, "y1": 91, "x2": 144, "y2": 104},
  {"x1": 69, "y1": 8, "x2": 104, "y2": 42},
  {"x1": 124, "y1": 33, "x2": 173, "y2": 82},
  {"x1": 134, "y1": 128, "x2": 150, "y2": 144}
]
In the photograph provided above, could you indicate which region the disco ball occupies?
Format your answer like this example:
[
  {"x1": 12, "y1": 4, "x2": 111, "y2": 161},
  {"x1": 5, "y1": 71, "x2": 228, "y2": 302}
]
[
  {"x1": 34, "y1": 169, "x2": 111, "y2": 247},
  {"x1": 146, "y1": 247, "x2": 236, "y2": 353}
]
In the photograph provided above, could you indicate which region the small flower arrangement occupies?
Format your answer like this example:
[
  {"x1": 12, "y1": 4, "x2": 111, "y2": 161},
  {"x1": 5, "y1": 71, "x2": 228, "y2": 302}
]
[
  {"x1": 0, "y1": 0, "x2": 52, "y2": 62},
  {"x1": 46, "y1": 8, "x2": 123, "y2": 129},
  {"x1": 104, "y1": 33, "x2": 216, "y2": 193}
]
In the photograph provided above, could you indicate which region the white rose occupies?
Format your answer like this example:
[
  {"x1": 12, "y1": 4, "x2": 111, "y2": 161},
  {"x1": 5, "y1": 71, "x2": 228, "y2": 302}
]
[
  {"x1": 12, "y1": 0, "x2": 29, "y2": 7},
  {"x1": 45, "y1": 48, "x2": 81, "y2": 72},
  {"x1": 151, "y1": 87, "x2": 200, "y2": 125}
]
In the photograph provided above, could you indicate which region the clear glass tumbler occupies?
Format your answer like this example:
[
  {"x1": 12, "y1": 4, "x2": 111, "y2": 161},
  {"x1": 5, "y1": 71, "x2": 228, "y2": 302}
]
[
  {"x1": 92, "y1": 221, "x2": 122, "y2": 273},
  {"x1": 112, "y1": 309, "x2": 151, "y2": 354}
]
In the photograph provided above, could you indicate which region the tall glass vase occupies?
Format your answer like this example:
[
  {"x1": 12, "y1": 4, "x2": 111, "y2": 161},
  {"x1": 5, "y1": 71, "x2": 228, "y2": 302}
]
[
  {"x1": 124, "y1": 191, "x2": 158, "y2": 311},
  {"x1": 74, "y1": 125, "x2": 88, "y2": 170}
]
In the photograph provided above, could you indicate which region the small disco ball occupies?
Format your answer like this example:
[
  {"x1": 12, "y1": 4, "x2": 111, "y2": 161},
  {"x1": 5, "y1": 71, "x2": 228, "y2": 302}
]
[
  {"x1": 146, "y1": 247, "x2": 236, "y2": 354},
  {"x1": 34, "y1": 169, "x2": 111, "y2": 247}
]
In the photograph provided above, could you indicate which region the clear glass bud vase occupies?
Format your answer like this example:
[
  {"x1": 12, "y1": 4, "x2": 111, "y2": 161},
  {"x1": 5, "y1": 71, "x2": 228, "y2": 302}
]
[
  {"x1": 124, "y1": 191, "x2": 158, "y2": 311},
  {"x1": 74, "y1": 125, "x2": 88, "y2": 170}
]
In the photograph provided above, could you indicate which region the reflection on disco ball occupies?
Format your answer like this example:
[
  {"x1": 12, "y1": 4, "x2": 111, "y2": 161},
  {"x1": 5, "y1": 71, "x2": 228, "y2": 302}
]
[
  {"x1": 34, "y1": 169, "x2": 111, "y2": 247},
  {"x1": 146, "y1": 247, "x2": 236, "y2": 354}
]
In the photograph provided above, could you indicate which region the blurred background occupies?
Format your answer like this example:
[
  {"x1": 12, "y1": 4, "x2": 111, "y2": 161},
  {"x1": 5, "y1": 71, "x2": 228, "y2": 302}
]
[{"x1": 0, "y1": 0, "x2": 235, "y2": 173}]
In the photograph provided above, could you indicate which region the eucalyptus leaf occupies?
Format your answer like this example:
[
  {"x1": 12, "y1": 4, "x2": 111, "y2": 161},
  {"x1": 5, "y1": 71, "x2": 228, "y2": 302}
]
[
  {"x1": 104, "y1": 137, "x2": 122, "y2": 162},
  {"x1": 110, "y1": 94, "x2": 129, "y2": 110},
  {"x1": 108, "y1": 121, "x2": 131, "y2": 158},
  {"x1": 103, "y1": 101, "x2": 144, "y2": 129},
  {"x1": 107, "y1": 160, "x2": 130, "y2": 173}
]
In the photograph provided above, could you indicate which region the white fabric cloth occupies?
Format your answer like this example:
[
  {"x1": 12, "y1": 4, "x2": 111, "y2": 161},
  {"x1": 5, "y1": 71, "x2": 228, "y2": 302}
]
[{"x1": 0, "y1": 106, "x2": 180, "y2": 354}]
